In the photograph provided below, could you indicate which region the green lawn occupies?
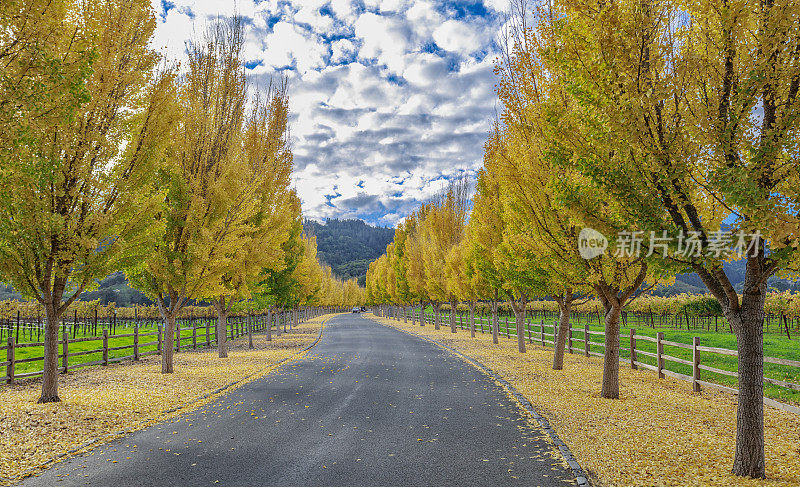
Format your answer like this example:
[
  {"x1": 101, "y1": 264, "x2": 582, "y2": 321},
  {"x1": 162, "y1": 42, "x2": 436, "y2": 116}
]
[
  {"x1": 3, "y1": 317, "x2": 267, "y2": 376},
  {"x1": 417, "y1": 309, "x2": 800, "y2": 405}
]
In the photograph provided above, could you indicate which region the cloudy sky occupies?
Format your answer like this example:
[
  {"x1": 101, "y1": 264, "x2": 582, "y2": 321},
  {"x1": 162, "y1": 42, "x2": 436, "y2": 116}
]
[{"x1": 151, "y1": 0, "x2": 509, "y2": 227}]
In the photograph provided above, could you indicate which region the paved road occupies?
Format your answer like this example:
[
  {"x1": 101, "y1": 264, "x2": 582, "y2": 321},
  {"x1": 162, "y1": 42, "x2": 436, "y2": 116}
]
[{"x1": 21, "y1": 313, "x2": 577, "y2": 486}]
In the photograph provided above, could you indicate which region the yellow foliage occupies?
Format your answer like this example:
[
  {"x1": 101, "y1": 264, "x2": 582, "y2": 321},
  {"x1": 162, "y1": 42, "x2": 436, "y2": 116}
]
[{"x1": 374, "y1": 314, "x2": 800, "y2": 486}]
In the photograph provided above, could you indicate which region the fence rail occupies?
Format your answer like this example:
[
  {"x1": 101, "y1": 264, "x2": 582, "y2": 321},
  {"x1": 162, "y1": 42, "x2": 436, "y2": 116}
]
[
  {"x1": 373, "y1": 305, "x2": 800, "y2": 415},
  {"x1": 2, "y1": 306, "x2": 345, "y2": 384}
]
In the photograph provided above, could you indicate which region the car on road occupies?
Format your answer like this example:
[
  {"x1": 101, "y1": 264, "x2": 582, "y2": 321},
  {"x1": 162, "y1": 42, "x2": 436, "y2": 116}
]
[{"x1": 352, "y1": 306, "x2": 361, "y2": 313}]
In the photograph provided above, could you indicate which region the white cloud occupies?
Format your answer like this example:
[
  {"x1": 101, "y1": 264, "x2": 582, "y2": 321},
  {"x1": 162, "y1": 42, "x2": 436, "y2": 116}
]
[
  {"x1": 402, "y1": 53, "x2": 449, "y2": 86},
  {"x1": 153, "y1": 0, "x2": 501, "y2": 225},
  {"x1": 294, "y1": 2, "x2": 335, "y2": 32},
  {"x1": 259, "y1": 22, "x2": 327, "y2": 73},
  {"x1": 330, "y1": 39, "x2": 357, "y2": 64},
  {"x1": 484, "y1": 0, "x2": 512, "y2": 13},
  {"x1": 329, "y1": 0, "x2": 357, "y2": 22},
  {"x1": 363, "y1": 0, "x2": 409, "y2": 13},
  {"x1": 433, "y1": 20, "x2": 482, "y2": 55},
  {"x1": 353, "y1": 12, "x2": 411, "y2": 72},
  {"x1": 406, "y1": 0, "x2": 442, "y2": 39}
]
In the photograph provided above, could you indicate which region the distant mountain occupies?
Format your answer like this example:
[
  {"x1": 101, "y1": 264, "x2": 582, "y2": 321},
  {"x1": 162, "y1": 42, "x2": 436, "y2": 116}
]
[
  {"x1": 0, "y1": 219, "x2": 391, "y2": 305},
  {"x1": 653, "y1": 258, "x2": 800, "y2": 296},
  {"x1": 303, "y1": 218, "x2": 394, "y2": 286},
  {"x1": 79, "y1": 272, "x2": 154, "y2": 305},
  {"x1": 0, "y1": 272, "x2": 153, "y2": 306}
]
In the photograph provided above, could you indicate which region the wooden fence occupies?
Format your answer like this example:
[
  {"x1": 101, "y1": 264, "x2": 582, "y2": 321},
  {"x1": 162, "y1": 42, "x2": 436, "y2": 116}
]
[
  {"x1": 1, "y1": 306, "x2": 343, "y2": 384},
  {"x1": 432, "y1": 304, "x2": 798, "y2": 338},
  {"x1": 374, "y1": 305, "x2": 800, "y2": 415}
]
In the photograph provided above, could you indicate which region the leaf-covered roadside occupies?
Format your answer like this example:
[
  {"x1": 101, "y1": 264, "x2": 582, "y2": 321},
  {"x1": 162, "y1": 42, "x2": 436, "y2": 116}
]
[
  {"x1": 372, "y1": 315, "x2": 800, "y2": 486},
  {"x1": 0, "y1": 316, "x2": 328, "y2": 485}
]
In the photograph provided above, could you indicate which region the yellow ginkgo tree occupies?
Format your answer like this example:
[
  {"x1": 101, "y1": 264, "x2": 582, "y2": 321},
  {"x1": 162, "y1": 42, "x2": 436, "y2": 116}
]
[
  {"x1": 129, "y1": 16, "x2": 281, "y2": 373},
  {"x1": 421, "y1": 179, "x2": 469, "y2": 332},
  {"x1": 0, "y1": 0, "x2": 176, "y2": 403},
  {"x1": 536, "y1": 0, "x2": 800, "y2": 476},
  {"x1": 208, "y1": 82, "x2": 294, "y2": 358},
  {"x1": 464, "y1": 163, "x2": 507, "y2": 345}
]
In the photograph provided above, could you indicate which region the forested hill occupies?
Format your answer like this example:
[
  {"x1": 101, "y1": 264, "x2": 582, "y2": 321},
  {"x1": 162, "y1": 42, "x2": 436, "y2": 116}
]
[{"x1": 303, "y1": 219, "x2": 394, "y2": 286}]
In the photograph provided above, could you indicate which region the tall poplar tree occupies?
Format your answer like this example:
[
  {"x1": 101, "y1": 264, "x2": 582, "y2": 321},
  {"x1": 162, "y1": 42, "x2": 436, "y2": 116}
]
[
  {"x1": 466, "y1": 163, "x2": 507, "y2": 345},
  {"x1": 421, "y1": 179, "x2": 469, "y2": 331}
]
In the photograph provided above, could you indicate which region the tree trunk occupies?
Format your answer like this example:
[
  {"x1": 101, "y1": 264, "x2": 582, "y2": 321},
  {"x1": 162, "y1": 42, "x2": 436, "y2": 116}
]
[
  {"x1": 215, "y1": 308, "x2": 228, "y2": 358},
  {"x1": 248, "y1": 313, "x2": 253, "y2": 349},
  {"x1": 491, "y1": 298, "x2": 499, "y2": 345},
  {"x1": 512, "y1": 301, "x2": 526, "y2": 353},
  {"x1": 690, "y1": 252, "x2": 768, "y2": 478},
  {"x1": 600, "y1": 302, "x2": 622, "y2": 399},
  {"x1": 433, "y1": 303, "x2": 441, "y2": 330},
  {"x1": 162, "y1": 313, "x2": 176, "y2": 373},
  {"x1": 469, "y1": 301, "x2": 476, "y2": 338},
  {"x1": 552, "y1": 291, "x2": 573, "y2": 370},
  {"x1": 38, "y1": 303, "x2": 62, "y2": 403},
  {"x1": 450, "y1": 300, "x2": 457, "y2": 333},
  {"x1": 266, "y1": 310, "x2": 272, "y2": 341},
  {"x1": 419, "y1": 302, "x2": 425, "y2": 326},
  {"x1": 730, "y1": 281, "x2": 766, "y2": 478}
]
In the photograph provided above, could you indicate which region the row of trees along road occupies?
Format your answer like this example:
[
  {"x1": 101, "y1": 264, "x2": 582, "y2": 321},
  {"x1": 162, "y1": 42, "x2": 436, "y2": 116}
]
[
  {"x1": 367, "y1": 0, "x2": 800, "y2": 478},
  {"x1": 0, "y1": 2, "x2": 364, "y2": 404}
]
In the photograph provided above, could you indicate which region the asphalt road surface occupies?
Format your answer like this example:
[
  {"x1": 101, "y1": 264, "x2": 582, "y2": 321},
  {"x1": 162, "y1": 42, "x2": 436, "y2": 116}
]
[{"x1": 21, "y1": 313, "x2": 577, "y2": 486}]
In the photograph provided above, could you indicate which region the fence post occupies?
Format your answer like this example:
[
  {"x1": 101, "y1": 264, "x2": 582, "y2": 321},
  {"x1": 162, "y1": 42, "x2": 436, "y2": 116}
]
[
  {"x1": 134, "y1": 324, "x2": 140, "y2": 361},
  {"x1": 584, "y1": 323, "x2": 590, "y2": 357},
  {"x1": 568, "y1": 325, "x2": 573, "y2": 354},
  {"x1": 553, "y1": 322, "x2": 557, "y2": 347},
  {"x1": 62, "y1": 327, "x2": 69, "y2": 373},
  {"x1": 157, "y1": 324, "x2": 163, "y2": 355},
  {"x1": 7, "y1": 336, "x2": 15, "y2": 384},
  {"x1": 540, "y1": 320, "x2": 545, "y2": 346},
  {"x1": 527, "y1": 318, "x2": 532, "y2": 343},
  {"x1": 176, "y1": 321, "x2": 181, "y2": 353},
  {"x1": 206, "y1": 319, "x2": 211, "y2": 347},
  {"x1": 656, "y1": 331, "x2": 664, "y2": 379},
  {"x1": 692, "y1": 336, "x2": 701, "y2": 392},
  {"x1": 248, "y1": 312, "x2": 253, "y2": 349},
  {"x1": 629, "y1": 328, "x2": 637, "y2": 369},
  {"x1": 192, "y1": 321, "x2": 197, "y2": 349},
  {"x1": 102, "y1": 329, "x2": 109, "y2": 366}
]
